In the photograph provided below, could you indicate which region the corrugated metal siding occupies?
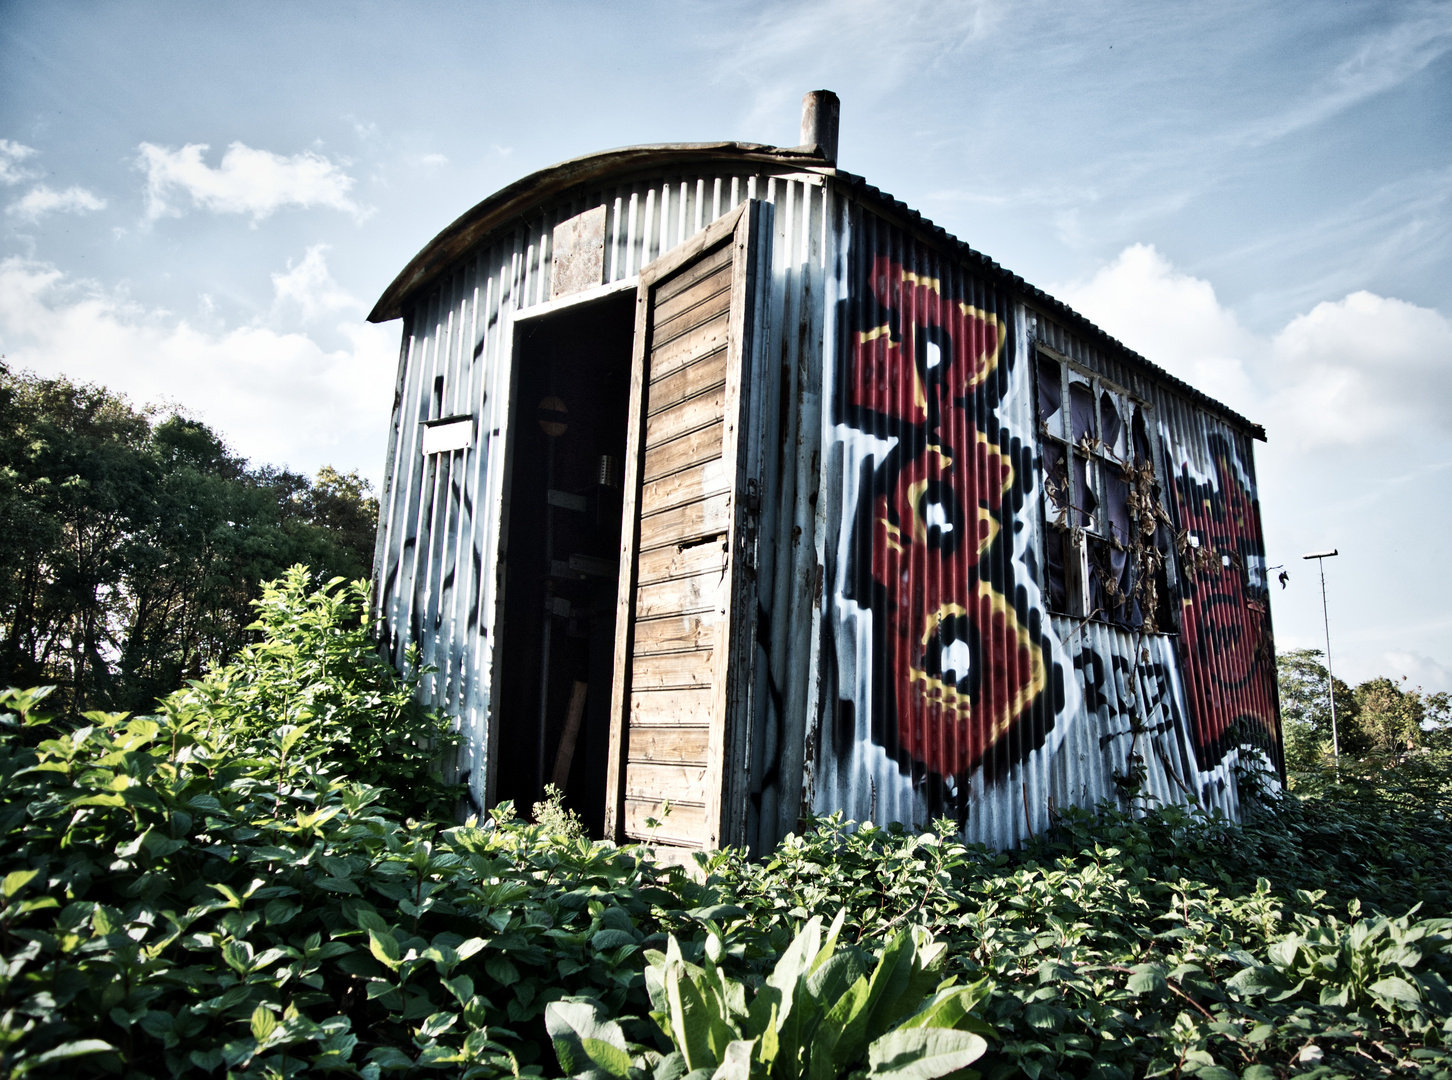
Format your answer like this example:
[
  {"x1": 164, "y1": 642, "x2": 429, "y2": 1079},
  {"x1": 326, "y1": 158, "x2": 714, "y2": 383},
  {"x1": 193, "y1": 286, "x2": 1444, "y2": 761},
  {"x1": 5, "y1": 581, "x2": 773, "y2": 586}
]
[
  {"x1": 1032, "y1": 309, "x2": 1281, "y2": 795},
  {"x1": 802, "y1": 194, "x2": 1279, "y2": 849},
  {"x1": 374, "y1": 166, "x2": 831, "y2": 815},
  {"x1": 739, "y1": 177, "x2": 831, "y2": 856}
]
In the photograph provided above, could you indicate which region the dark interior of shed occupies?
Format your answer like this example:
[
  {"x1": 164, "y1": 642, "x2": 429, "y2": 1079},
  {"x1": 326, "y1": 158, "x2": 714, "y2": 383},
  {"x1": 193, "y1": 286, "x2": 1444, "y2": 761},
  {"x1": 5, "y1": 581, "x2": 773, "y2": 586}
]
[{"x1": 495, "y1": 292, "x2": 635, "y2": 837}]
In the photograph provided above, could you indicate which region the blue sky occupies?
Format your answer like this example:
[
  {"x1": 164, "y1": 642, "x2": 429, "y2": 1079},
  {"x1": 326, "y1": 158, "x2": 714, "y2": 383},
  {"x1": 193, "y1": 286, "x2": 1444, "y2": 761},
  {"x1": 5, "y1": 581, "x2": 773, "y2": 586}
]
[{"x1": 2, "y1": 0, "x2": 1450, "y2": 692}]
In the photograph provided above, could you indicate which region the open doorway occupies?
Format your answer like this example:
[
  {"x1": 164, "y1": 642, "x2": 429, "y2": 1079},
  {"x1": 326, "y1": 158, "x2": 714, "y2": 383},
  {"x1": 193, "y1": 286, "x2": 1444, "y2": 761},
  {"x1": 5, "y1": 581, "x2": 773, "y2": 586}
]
[{"x1": 495, "y1": 290, "x2": 635, "y2": 837}]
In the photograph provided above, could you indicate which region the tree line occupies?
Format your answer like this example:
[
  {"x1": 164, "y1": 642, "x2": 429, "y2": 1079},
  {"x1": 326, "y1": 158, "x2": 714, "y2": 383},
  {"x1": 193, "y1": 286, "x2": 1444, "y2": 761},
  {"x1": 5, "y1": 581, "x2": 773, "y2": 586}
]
[
  {"x1": 0, "y1": 364, "x2": 377, "y2": 716},
  {"x1": 1277, "y1": 647, "x2": 1451, "y2": 786}
]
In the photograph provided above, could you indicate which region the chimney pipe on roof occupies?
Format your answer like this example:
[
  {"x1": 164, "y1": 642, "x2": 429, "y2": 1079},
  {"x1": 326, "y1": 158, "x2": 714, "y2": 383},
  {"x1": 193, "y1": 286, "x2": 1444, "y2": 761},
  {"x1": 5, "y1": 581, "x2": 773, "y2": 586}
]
[{"x1": 800, "y1": 90, "x2": 840, "y2": 165}]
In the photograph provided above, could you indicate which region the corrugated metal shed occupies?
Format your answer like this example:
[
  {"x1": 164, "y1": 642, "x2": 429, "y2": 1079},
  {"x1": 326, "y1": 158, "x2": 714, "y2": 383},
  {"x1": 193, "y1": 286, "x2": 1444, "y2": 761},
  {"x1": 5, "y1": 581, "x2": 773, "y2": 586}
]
[{"x1": 369, "y1": 93, "x2": 1280, "y2": 854}]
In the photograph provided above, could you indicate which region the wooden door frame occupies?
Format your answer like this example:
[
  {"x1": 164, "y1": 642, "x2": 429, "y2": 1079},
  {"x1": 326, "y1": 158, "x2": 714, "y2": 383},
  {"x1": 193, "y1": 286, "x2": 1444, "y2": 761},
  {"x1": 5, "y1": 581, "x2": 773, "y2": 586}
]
[{"x1": 603, "y1": 200, "x2": 763, "y2": 848}]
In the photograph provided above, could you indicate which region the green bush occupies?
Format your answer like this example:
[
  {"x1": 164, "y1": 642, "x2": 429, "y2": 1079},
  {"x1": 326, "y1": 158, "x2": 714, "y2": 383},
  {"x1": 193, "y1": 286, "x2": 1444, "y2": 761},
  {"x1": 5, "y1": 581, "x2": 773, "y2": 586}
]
[
  {"x1": 189, "y1": 566, "x2": 459, "y2": 820},
  {"x1": 3, "y1": 572, "x2": 1452, "y2": 1079},
  {"x1": 0, "y1": 684, "x2": 702, "y2": 1079}
]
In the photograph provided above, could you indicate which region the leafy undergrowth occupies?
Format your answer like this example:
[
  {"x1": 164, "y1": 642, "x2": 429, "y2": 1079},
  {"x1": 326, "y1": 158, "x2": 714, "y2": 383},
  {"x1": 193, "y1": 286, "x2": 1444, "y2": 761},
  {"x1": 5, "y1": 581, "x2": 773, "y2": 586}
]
[{"x1": 2, "y1": 575, "x2": 1451, "y2": 1080}]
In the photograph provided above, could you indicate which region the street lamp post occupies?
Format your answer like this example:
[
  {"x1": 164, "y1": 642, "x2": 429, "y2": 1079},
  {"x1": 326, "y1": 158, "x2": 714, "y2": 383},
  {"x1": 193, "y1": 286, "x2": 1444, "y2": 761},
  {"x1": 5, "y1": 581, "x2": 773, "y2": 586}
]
[{"x1": 1302, "y1": 549, "x2": 1340, "y2": 766}]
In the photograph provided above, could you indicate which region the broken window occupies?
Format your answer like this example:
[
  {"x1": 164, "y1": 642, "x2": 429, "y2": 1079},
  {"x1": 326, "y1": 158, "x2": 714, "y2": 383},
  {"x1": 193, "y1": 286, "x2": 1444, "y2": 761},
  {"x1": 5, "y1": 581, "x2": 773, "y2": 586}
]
[{"x1": 1035, "y1": 347, "x2": 1169, "y2": 630}]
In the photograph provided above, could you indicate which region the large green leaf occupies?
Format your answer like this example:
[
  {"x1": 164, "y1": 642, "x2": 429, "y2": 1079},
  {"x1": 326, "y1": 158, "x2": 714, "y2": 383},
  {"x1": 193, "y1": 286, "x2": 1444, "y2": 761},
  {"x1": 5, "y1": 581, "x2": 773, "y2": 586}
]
[
  {"x1": 866, "y1": 1028, "x2": 987, "y2": 1080},
  {"x1": 546, "y1": 998, "x2": 634, "y2": 1079}
]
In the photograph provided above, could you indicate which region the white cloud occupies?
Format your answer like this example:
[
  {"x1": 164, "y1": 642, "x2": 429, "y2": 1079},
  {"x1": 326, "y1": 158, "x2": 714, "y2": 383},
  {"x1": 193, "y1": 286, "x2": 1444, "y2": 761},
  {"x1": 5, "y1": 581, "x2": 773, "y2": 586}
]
[
  {"x1": 0, "y1": 257, "x2": 394, "y2": 481},
  {"x1": 0, "y1": 140, "x2": 39, "y2": 185},
  {"x1": 137, "y1": 141, "x2": 366, "y2": 223},
  {"x1": 271, "y1": 244, "x2": 360, "y2": 322},
  {"x1": 1377, "y1": 651, "x2": 1452, "y2": 696},
  {"x1": 1054, "y1": 244, "x2": 1452, "y2": 449},
  {"x1": 1269, "y1": 291, "x2": 1452, "y2": 448},
  {"x1": 6, "y1": 184, "x2": 107, "y2": 222},
  {"x1": 1053, "y1": 243, "x2": 1263, "y2": 415}
]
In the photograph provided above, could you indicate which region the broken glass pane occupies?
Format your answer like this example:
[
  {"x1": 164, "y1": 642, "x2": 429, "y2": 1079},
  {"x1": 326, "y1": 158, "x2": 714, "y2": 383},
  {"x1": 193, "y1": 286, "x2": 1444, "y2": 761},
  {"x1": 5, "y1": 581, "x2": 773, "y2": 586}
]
[
  {"x1": 1100, "y1": 390, "x2": 1126, "y2": 459},
  {"x1": 1044, "y1": 524, "x2": 1069, "y2": 611},
  {"x1": 1071, "y1": 452, "x2": 1098, "y2": 529},
  {"x1": 1070, "y1": 380, "x2": 1096, "y2": 446},
  {"x1": 1036, "y1": 354, "x2": 1063, "y2": 437},
  {"x1": 1042, "y1": 441, "x2": 1069, "y2": 520}
]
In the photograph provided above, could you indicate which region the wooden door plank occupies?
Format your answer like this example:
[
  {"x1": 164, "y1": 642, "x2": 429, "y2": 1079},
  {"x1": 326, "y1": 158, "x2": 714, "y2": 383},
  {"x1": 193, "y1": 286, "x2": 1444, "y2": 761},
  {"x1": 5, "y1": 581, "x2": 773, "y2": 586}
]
[
  {"x1": 634, "y1": 572, "x2": 722, "y2": 620},
  {"x1": 650, "y1": 240, "x2": 734, "y2": 305},
  {"x1": 645, "y1": 386, "x2": 728, "y2": 446},
  {"x1": 604, "y1": 200, "x2": 757, "y2": 850},
  {"x1": 625, "y1": 762, "x2": 710, "y2": 804},
  {"x1": 633, "y1": 611, "x2": 719, "y2": 655},
  {"x1": 643, "y1": 423, "x2": 725, "y2": 483},
  {"x1": 636, "y1": 492, "x2": 732, "y2": 552},
  {"x1": 623, "y1": 798, "x2": 708, "y2": 845},
  {"x1": 651, "y1": 272, "x2": 733, "y2": 339},
  {"x1": 629, "y1": 688, "x2": 716, "y2": 728},
  {"x1": 640, "y1": 458, "x2": 730, "y2": 516},
  {"x1": 635, "y1": 542, "x2": 725, "y2": 587},
  {"x1": 628, "y1": 725, "x2": 710, "y2": 764},
  {"x1": 630, "y1": 650, "x2": 715, "y2": 691},
  {"x1": 646, "y1": 350, "x2": 728, "y2": 415},
  {"x1": 648, "y1": 325, "x2": 729, "y2": 385}
]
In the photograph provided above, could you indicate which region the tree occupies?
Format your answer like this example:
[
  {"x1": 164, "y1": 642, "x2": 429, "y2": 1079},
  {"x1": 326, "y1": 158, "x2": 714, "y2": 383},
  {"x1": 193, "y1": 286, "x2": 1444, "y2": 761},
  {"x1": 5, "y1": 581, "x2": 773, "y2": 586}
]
[
  {"x1": 1276, "y1": 648, "x2": 1358, "y2": 772},
  {"x1": 0, "y1": 365, "x2": 379, "y2": 714}
]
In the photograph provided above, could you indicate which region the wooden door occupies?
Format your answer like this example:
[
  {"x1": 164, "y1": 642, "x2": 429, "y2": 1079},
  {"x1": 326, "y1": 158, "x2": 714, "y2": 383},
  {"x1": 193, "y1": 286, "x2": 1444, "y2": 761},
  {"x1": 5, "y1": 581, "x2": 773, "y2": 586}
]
[{"x1": 604, "y1": 200, "x2": 766, "y2": 851}]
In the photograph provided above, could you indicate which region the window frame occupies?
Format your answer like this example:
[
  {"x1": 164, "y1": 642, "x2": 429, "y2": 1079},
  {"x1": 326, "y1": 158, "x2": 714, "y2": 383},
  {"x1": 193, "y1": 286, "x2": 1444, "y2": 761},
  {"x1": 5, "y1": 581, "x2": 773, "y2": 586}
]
[{"x1": 1033, "y1": 343, "x2": 1172, "y2": 630}]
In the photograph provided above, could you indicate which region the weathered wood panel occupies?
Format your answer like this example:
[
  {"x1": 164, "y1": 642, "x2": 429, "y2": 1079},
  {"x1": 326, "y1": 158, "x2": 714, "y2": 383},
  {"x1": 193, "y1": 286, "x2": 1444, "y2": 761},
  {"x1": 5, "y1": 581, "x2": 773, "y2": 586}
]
[
  {"x1": 630, "y1": 650, "x2": 714, "y2": 691},
  {"x1": 636, "y1": 540, "x2": 724, "y2": 586},
  {"x1": 622, "y1": 798, "x2": 708, "y2": 847},
  {"x1": 628, "y1": 725, "x2": 710, "y2": 764},
  {"x1": 633, "y1": 611, "x2": 719, "y2": 655},
  {"x1": 646, "y1": 386, "x2": 728, "y2": 446},
  {"x1": 646, "y1": 350, "x2": 728, "y2": 416},
  {"x1": 636, "y1": 492, "x2": 731, "y2": 552},
  {"x1": 651, "y1": 241, "x2": 733, "y2": 304},
  {"x1": 629, "y1": 688, "x2": 715, "y2": 727},
  {"x1": 640, "y1": 458, "x2": 729, "y2": 514},
  {"x1": 643, "y1": 423, "x2": 724, "y2": 483},
  {"x1": 634, "y1": 571, "x2": 722, "y2": 619},
  {"x1": 625, "y1": 762, "x2": 710, "y2": 804},
  {"x1": 651, "y1": 271, "x2": 733, "y2": 339},
  {"x1": 605, "y1": 200, "x2": 761, "y2": 852}
]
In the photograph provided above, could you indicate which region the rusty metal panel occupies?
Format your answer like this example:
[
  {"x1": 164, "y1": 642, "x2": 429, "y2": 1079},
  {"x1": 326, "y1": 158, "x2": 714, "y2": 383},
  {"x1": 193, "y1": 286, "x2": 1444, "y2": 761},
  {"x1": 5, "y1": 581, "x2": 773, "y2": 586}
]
[{"x1": 550, "y1": 206, "x2": 607, "y2": 299}]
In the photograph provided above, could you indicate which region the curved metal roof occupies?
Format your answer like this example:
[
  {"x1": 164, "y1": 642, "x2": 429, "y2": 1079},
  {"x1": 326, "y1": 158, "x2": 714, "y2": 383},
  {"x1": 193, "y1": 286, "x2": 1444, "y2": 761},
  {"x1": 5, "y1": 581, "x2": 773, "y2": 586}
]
[
  {"x1": 367, "y1": 141, "x2": 830, "y2": 324},
  {"x1": 369, "y1": 141, "x2": 1264, "y2": 440}
]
